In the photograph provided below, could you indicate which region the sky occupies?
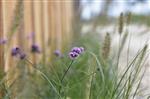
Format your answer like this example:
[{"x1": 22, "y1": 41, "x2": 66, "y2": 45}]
[{"x1": 81, "y1": 0, "x2": 150, "y2": 20}]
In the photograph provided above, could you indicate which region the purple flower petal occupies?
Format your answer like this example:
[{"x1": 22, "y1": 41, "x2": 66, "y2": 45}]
[
  {"x1": 11, "y1": 47, "x2": 26, "y2": 60},
  {"x1": 54, "y1": 50, "x2": 62, "y2": 57},
  {"x1": 11, "y1": 47, "x2": 20, "y2": 56},
  {"x1": 19, "y1": 53, "x2": 26, "y2": 60},
  {"x1": 71, "y1": 47, "x2": 82, "y2": 54},
  {"x1": 69, "y1": 46, "x2": 84, "y2": 60},
  {"x1": 31, "y1": 44, "x2": 40, "y2": 53},
  {"x1": 69, "y1": 51, "x2": 79, "y2": 60},
  {"x1": 80, "y1": 47, "x2": 84, "y2": 52},
  {"x1": 0, "y1": 38, "x2": 7, "y2": 45}
]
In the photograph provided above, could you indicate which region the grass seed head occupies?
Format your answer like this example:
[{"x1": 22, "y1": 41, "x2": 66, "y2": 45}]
[
  {"x1": 126, "y1": 12, "x2": 132, "y2": 25},
  {"x1": 118, "y1": 12, "x2": 124, "y2": 34},
  {"x1": 102, "y1": 32, "x2": 111, "y2": 60}
]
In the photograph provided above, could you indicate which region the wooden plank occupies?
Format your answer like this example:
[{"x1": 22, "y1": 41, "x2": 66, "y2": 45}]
[
  {"x1": 42, "y1": 0, "x2": 49, "y2": 63},
  {"x1": 48, "y1": 1, "x2": 56, "y2": 60},
  {"x1": 51, "y1": 1, "x2": 57, "y2": 55},
  {"x1": 33, "y1": 1, "x2": 42, "y2": 62},
  {"x1": 17, "y1": 0, "x2": 25, "y2": 49},
  {"x1": 41, "y1": 1, "x2": 46, "y2": 64},
  {"x1": 55, "y1": 0, "x2": 62, "y2": 50},
  {"x1": 30, "y1": 1, "x2": 36, "y2": 64},
  {"x1": 23, "y1": 1, "x2": 33, "y2": 51},
  {"x1": 0, "y1": 0, "x2": 4, "y2": 93},
  {"x1": 0, "y1": 0, "x2": 4, "y2": 77},
  {"x1": 23, "y1": 1, "x2": 36, "y2": 70},
  {"x1": 61, "y1": 0, "x2": 73, "y2": 50},
  {"x1": 2, "y1": 0, "x2": 18, "y2": 71},
  {"x1": 65, "y1": 0, "x2": 73, "y2": 43},
  {"x1": 60, "y1": 1, "x2": 67, "y2": 51}
]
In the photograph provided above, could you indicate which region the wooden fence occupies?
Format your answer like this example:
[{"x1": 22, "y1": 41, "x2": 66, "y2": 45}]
[{"x1": 0, "y1": 0, "x2": 73, "y2": 73}]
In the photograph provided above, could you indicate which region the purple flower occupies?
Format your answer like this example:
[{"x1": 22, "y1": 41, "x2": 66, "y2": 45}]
[
  {"x1": 0, "y1": 38, "x2": 7, "y2": 45},
  {"x1": 69, "y1": 51, "x2": 79, "y2": 60},
  {"x1": 31, "y1": 44, "x2": 40, "y2": 53},
  {"x1": 54, "y1": 50, "x2": 62, "y2": 57},
  {"x1": 71, "y1": 47, "x2": 82, "y2": 54},
  {"x1": 19, "y1": 53, "x2": 26, "y2": 60},
  {"x1": 80, "y1": 47, "x2": 84, "y2": 52},
  {"x1": 11, "y1": 47, "x2": 20, "y2": 56},
  {"x1": 11, "y1": 47, "x2": 26, "y2": 60},
  {"x1": 69, "y1": 46, "x2": 84, "y2": 60}
]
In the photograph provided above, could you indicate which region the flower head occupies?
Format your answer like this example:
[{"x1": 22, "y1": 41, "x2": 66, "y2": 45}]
[
  {"x1": 11, "y1": 47, "x2": 26, "y2": 60},
  {"x1": 80, "y1": 47, "x2": 84, "y2": 53},
  {"x1": 71, "y1": 47, "x2": 82, "y2": 54},
  {"x1": 54, "y1": 50, "x2": 63, "y2": 57},
  {"x1": 69, "y1": 51, "x2": 79, "y2": 60},
  {"x1": 69, "y1": 46, "x2": 84, "y2": 60},
  {"x1": 11, "y1": 47, "x2": 20, "y2": 56},
  {"x1": 31, "y1": 44, "x2": 40, "y2": 53},
  {"x1": 0, "y1": 38, "x2": 7, "y2": 45},
  {"x1": 19, "y1": 53, "x2": 26, "y2": 60}
]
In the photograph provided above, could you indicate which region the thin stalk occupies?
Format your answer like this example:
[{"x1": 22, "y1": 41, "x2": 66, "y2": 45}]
[
  {"x1": 116, "y1": 71, "x2": 133, "y2": 99},
  {"x1": 25, "y1": 58, "x2": 62, "y2": 98},
  {"x1": 116, "y1": 79, "x2": 128, "y2": 99},
  {"x1": 127, "y1": 30, "x2": 131, "y2": 66},
  {"x1": 132, "y1": 68, "x2": 146, "y2": 99},
  {"x1": 116, "y1": 34, "x2": 121, "y2": 70},
  {"x1": 110, "y1": 49, "x2": 143, "y2": 99},
  {"x1": 59, "y1": 60, "x2": 74, "y2": 95},
  {"x1": 124, "y1": 70, "x2": 133, "y2": 99},
  {"x1": 88, "y1": 51, "x2": 105, "y2": 83},
  {"x1": 125, "y1": 54, "x2": 148, "y2": 99},
  {"x1": 126, "y1": 46, "x2": 148, "y2": 98},
  {"x1": 65, "y1": 71, "x2": 97, "y2": 91},
  {"x1": 60, "y1": 60, "x2": 74, "y2": 83}
]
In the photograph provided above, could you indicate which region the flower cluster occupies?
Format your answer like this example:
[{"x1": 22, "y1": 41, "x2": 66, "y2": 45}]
[
  {"x1": 31, "y1": 44, "x2": 40, "y2": 53},
  {"x1": 11, "y1": 47, "x2": 26, "y2": 60},
  {"x1": 69, "y1": 47, "x2": 84, "y2": 60}
]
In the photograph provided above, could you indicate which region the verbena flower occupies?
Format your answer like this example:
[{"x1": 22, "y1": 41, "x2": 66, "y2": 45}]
[
  {"x1": 69, "y1": 47, "x2": 84, "y2": 60},
  {"x1": 31, "y1": 44, "x2": 40, "y2": 53},
  {"x1": 54, "y1": 50, "x2": 63, "y2": 57},
  {"x1": 69, "y1": 51, "x2": 79, "y2": 60},
  {"x1": 11, "y1": 47, "x2": 20, "y2": 56},
  {"x1": 11, "y1": 47, "x2": 26, "y2": 60},
  {"x1": 80, "y1": 47, "x2": 84, "y2": 53},
  {"x1": 0, "y1": 38, "x2": 7, "y2": 45},
  {"x1": 71, "y1": 47, "x2": 82, "y2": 54},
  {"x1": 19, "y1": 53, "x2": 26, "y2": 59}
]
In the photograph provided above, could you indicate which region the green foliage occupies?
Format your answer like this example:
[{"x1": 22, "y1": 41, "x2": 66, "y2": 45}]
[{"x1": 0, "y1": 31, "x2": 148, "y2": 99}]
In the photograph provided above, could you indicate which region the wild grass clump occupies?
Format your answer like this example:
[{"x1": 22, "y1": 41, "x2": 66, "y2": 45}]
[{"x1": 0, "y1": 13, "x2": 149, "y2": 99}]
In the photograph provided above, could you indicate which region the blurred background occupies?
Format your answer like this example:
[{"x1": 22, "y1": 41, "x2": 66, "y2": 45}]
[
  {"x1": 0, "y1": 0, "x2": 150, "y2": 98},
  {"x1": 0, "y1": 0, "x2": 150, "y2": 70},
  {"x1": 82, "y1": 0, "x2": 150, "y2": 19}
]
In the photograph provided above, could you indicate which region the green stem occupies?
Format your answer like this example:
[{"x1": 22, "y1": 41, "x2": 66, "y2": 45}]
[
  {"x1": 60, "y1": 60, "x2": 74, "y2": 83},
  {"x1": 25, "y1": 59, "x2": 61, "y2": 98},
  {"x1": 59, "y1": 60, "x2": 74, "y2": 95}
]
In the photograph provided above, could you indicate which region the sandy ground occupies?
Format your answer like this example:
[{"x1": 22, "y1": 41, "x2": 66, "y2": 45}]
[{"x1": 82, "y1": 24, "x2": 150, "y2": 99}]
